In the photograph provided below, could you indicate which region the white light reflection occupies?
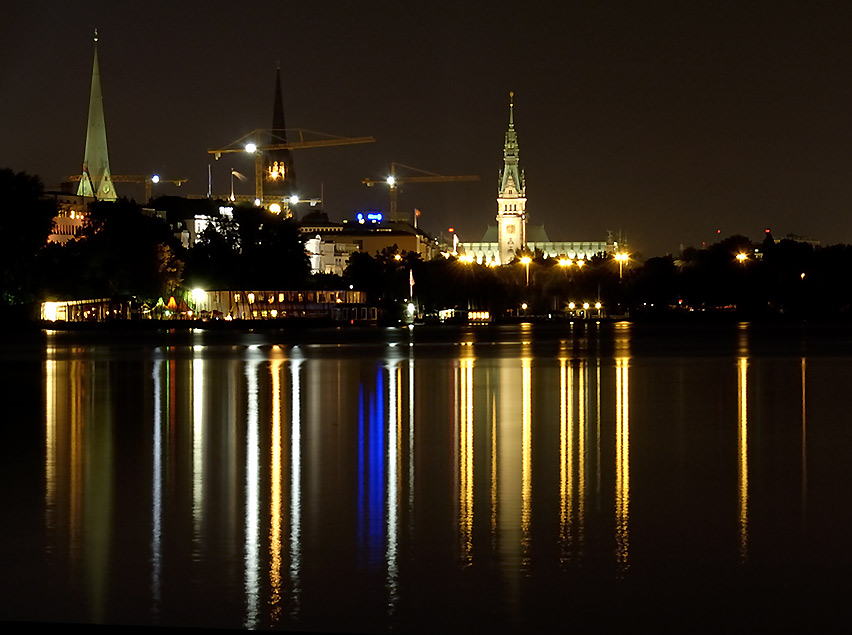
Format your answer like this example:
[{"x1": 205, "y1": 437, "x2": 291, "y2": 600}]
[
  {"x1": 269, "y1": 350, "x2": 285, "y2": 625},
  {"x1": 289, "y1": 347, "x2": 303, "y2": 617},
  {"x1": 386, "y1": 359, "x2": 401, "y2": 614},
  {"x1": 244, "y1": 345, "x2": 262, "y2": 628},
  {"x1": 578, "y1": 358, "x2": 587, "y2": 557},
  {"x1": 408, "y1": 357, "x2": 415, "y2": 538},
  {"x1": 559, "y1": 354, "x2": 573, "y2": 564},
  {"x1": 458, "y1": 350, "x2": 475, "y2": 566},
  {"x1": 614, "y1": 323, "x2": 630, "y2": 577},
  {"x1": 192, "y1": 345, "x2": 205, "y2": 554},
  {"x1": 521, "y1": 350, "x2": 532, "y2": 569},
  {"x1": 45, "y1": 340, "x2": 57, "y2": 539},
  {"x1": 801, "y1": 357, "x2": 808, "y2": 526},
  {"x1": 737, "y1": 350, "x2": 749, "y2": 564},
  {"x1": 151, "y1": 349, "x2": 164, "y2": 615}
]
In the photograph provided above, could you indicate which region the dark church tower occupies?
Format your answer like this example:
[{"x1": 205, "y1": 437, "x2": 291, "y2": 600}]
[{"x1": 266, "y1": 65, "x2": 297, "y2": 199}]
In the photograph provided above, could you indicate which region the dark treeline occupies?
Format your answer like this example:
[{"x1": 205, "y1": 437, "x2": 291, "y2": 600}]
[
  {"x1": 4, "y1": 168, "x2": 852, "y2": 321},
  {"x1": 0, "y1": 169, "x2": 314, "y2": 312}
]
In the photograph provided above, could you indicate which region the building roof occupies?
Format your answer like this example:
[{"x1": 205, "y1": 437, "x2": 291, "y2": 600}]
[{"x1": 480, "y1": 224, "x2": 549, "y2": 242}]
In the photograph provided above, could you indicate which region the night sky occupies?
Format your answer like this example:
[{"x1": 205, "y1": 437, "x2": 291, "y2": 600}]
[{"x1": 4, "y1": 1, "x2": 852, "y2": 257}]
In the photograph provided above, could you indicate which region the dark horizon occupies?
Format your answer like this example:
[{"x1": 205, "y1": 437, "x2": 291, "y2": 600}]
[{"x1": 4, "y1": 1, "x2": 852, "y2": 257}]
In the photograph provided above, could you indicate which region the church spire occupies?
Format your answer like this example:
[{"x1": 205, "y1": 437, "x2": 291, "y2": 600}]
[
  {"x1": 267, "y1": 65, "x2": 296, "y2": 198},
  {"x1": 499, "y1": 91, "x2": 524, "y2": 198},
  {"x1": 77, "y1": 29, "x2": 117, "y2": 201}
]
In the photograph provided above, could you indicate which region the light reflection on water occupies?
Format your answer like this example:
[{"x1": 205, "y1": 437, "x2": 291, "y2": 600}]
[{"x1": 17, "y1": 323, "x2": 852, "y2": 630}]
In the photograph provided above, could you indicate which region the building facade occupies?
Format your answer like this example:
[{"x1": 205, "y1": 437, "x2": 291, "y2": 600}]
[{"x1": 460, "y1": 92, "x2": 612, "y2": 264}]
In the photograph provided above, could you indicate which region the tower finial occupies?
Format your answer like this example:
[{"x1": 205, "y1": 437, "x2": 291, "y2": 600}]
[
  {"x1": 508, "y1": 91, "x2": 514, "y2": 126},
  {"x1": 94, "y1": 28, "x2": 99, "y2": 43}
]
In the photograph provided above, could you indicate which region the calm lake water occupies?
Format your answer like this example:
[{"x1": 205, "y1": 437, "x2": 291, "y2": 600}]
[{"x1": 3, "y1": 321, "x2": 852, "y2": 631}]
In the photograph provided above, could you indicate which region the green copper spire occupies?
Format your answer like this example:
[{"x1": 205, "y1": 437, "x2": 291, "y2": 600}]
[
  {"x1": 499, "y1": 91, "x2": 524, "y2": 198},
  {"x1": 77, "y1": 29, "x2": 117, "y2": 201}
]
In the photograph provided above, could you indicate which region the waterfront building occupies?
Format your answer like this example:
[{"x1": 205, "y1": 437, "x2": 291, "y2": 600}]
[
  {"x1": 298, "y1": 211, "x2": 443, "y2": 274},
  {"x1": 45, "y1": 193, "x2": 87, "y2": 245}
]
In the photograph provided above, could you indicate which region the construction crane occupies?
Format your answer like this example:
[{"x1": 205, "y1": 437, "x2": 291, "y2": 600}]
[
  {"x1": 209, "y1": 128, "x2": 375, "y2": 205},
  {"x1": 362, "y1": 162, "x2": 479, "y2": 223},
  {"x1": 67, "y1": 174, "x2": 187, "y2": 202}
]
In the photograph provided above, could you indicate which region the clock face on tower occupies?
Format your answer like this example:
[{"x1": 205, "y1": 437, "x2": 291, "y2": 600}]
[{"x1": 507, "y1": 224, "x2": 515, "y2": 234}]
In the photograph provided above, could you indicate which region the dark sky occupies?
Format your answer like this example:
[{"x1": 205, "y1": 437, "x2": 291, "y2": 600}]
[{"x1": 3, "y1": 1, "x2": 852, "y2": 257}]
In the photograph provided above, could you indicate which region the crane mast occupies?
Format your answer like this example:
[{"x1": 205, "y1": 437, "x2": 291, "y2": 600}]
[
  {"x1": 209, "y1": 128, "x2": 375, "y2": 207},
  {"x1": 363, "y1": 162, "x2": 479, "y2": 222}
]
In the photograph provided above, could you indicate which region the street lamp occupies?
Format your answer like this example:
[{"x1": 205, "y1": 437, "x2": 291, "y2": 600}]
[
  {"x1": 615, "y1": 252, "x2": 629, "y2": 279},
  {"x1": 736, "y1": 253, "x2": 748, "y2": 264},
  {"x1": 520, "y1": 255, "x2": 532, "y2": 285}
]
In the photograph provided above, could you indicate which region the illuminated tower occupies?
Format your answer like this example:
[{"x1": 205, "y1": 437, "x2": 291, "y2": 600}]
[
  {"x1": 266, "y1": 65, "x2": 297, "y2": 199},
  {"x1": 496, "y1": 91, "x2": 526, "y2": 265},
  {"x1": 77, "y1": 29, "x2": 117, "y2": 201}
]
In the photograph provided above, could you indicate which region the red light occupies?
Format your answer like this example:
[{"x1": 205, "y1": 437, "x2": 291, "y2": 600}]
[{"x1": 448, "y1": 227, "x2": 454, "y2": 233}]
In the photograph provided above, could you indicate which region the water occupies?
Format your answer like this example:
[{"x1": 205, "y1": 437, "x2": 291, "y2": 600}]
[{"x1": 3, "y1": 322, "x2": 852, "y2": 631}]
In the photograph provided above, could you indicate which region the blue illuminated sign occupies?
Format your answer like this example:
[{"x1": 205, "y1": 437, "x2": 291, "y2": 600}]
[{"x1": 356, "y1": 211, "x2": 383, "y2": 224}]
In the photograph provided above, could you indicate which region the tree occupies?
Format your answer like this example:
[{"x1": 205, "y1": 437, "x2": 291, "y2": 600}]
[
  {"x1": 74, "y1": 198, "x2": 185, "y2": 299},
  {"x1": 184, "y1": 220, "x2": 241, "y2": 289},
  {"x1": 0, "y1": 169, "x2": 57, "y2": 304}
]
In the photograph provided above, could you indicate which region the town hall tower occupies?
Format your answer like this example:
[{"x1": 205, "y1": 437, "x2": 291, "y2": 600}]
[{"x1": 496, "y1": 92, "x2": 526, "y2": 264}]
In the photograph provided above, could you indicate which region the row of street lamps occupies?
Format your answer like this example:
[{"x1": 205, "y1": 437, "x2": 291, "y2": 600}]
[
  {"x1": 455, "y1": 252, "x2": 630, "y2": 284},
  {"x1": 516, "y1": 253, "x2": 630, "y2": 285}
]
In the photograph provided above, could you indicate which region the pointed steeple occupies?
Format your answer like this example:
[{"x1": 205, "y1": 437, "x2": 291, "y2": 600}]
[
  {"x1": 495, "y1": 91, "x2": 527, "y2": 265},
  {"x1": 77, "y1": 29, "x2": 117, "y2": 201},
  {"x1": 499, "y1": 91, "x2": 524, "y2": 199},
  {"x1": 266, "y1": 64, "x2": 296, "y2": 198}
]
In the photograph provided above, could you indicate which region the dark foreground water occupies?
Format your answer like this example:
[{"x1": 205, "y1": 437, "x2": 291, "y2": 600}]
[{"x1": 3, "y1": 321, "x2": 852, "y2": 632}]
